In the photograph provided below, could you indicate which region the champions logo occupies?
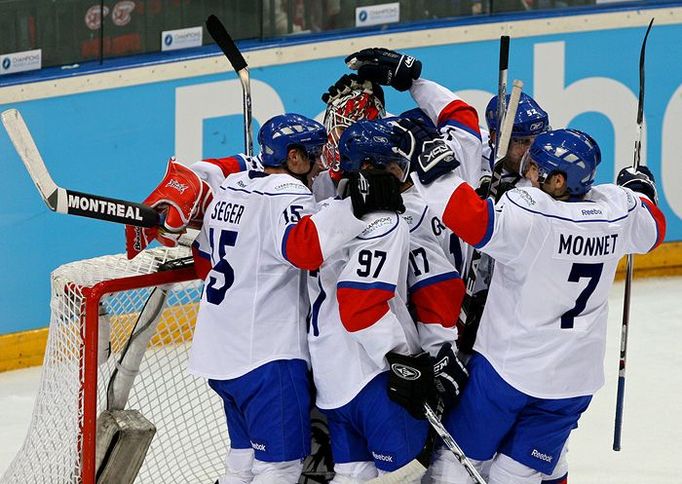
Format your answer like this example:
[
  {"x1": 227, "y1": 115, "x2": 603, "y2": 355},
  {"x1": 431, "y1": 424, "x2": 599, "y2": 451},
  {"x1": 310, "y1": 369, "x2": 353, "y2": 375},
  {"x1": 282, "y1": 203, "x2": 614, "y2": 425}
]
[
  {"x1": 531, "y1": 449, "x2": 553, "y2": 463},
  {"x1": 67, "y1": 193, "x2": 143, "y2": 221}
]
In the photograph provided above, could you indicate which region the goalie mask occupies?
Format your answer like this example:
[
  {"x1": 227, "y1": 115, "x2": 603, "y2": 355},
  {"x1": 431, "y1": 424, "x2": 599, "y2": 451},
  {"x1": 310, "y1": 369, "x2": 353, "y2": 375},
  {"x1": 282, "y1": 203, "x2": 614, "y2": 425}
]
[{"x1": 322, "y1": 78, "x2": 386, "y2": 172}]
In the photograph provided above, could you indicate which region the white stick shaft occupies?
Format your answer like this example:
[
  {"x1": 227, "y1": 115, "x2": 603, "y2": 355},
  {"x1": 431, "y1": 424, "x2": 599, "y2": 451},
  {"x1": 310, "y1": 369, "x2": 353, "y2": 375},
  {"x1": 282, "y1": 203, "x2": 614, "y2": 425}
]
[{"x1": 495, "y1": 80, "x2": 524, "y2": 163}]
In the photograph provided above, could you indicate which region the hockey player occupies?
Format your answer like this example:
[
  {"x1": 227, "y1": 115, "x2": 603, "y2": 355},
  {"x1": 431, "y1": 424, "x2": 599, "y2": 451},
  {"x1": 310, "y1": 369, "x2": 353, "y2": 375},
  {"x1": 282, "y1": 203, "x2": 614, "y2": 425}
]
[
  {"x1": 132, "y1": 113, "x2": 403, "y2": 483},
  {"x1": 305, "y1": 119, "x2": 467, "y2": 483},
  {"x1": 409, "y1": 127, "x2": 666, "y2": 483}
]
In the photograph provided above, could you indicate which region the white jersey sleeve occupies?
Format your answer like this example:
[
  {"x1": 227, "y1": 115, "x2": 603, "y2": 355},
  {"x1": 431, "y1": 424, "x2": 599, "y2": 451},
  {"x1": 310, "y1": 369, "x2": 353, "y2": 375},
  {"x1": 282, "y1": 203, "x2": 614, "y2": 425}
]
[{"x1": 402, "y1": 187, "x2": 462, "y2": 356}]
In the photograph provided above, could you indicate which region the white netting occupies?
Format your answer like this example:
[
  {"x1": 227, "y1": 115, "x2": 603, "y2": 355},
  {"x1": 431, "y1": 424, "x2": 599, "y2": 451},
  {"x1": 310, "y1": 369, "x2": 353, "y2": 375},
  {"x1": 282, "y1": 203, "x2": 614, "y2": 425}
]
[{"x1": 1, "y1": 247, "x2": 228, "y2": 484}]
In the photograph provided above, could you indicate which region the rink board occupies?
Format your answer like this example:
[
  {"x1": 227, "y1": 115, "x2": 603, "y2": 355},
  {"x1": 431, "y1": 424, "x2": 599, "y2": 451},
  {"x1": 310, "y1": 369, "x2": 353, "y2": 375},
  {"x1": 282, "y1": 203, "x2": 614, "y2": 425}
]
[{"x1": 1, "y1": 4, "x2": 682, "y2": 338}]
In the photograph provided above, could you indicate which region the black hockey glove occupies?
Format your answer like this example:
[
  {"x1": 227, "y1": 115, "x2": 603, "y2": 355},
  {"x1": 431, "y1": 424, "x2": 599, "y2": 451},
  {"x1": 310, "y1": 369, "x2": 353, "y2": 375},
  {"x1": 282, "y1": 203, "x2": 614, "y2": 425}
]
[
  {"x1": 475, "y1": 176, "x2": 515, "y2": 202},
  {"x1": 617, "y1": 166, "x2": 658, "y2": 205},
  {"x1": 433, "y1": 342, "x2": 469, "y2": 409},
  {"x1": 345, "y1": 48, "x2": 422, "y2": 92},
  {"x1": 392, "y1": 118, "x2": 459, "y2": 184},
  {"x1": 320, "y1": 73, "x2": 385, "y2": 106},
  {"x1": 386, "y1": 351, "x2": 436, "y2": 419},
  {"x1": 343, "y1": 170, "x2": 405, "y2": 218},
  {"x1": 457, "y1": 289, "x2": 488, "y2": 354}
]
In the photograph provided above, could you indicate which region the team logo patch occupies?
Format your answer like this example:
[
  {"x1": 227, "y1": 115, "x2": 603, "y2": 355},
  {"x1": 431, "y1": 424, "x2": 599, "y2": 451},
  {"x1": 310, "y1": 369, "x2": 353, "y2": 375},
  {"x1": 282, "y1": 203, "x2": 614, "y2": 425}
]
[
  {"x1": 391, "y1": 363, "x2": 421, "y2": 381},
  {"x1": 166, "y1": 179, "x2": 188, "y2": 194}
]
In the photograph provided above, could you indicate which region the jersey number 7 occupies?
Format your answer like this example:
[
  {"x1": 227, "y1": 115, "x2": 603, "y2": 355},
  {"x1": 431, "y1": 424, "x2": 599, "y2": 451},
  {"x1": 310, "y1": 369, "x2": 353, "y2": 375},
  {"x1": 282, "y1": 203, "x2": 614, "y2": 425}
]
[
  {"x1": 561, "y1": 262, "x2": 604, "y2": 329},
  {"x1": 206, "y1": 228, "x2": 239, "y2": 305}
]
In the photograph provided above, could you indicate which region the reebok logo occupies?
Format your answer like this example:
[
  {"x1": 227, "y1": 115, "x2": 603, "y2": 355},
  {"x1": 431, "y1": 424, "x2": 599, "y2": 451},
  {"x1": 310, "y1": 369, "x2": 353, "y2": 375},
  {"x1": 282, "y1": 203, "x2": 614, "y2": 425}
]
[
  {"x1": 531, "y1": 449, "x2": 553, "y2": 463},
  {"x1": 251, "y1": 441, "x2": 267, "y2": 452},
  {"x1": 166, "y1": 179, "x2": 189, "y2": 194},
  {"x1": 581, "y1": 208, "x2": 603, "y2": 216},
  {"x1": 371, "y1": 451, "x2": 394, "y2": 463}
]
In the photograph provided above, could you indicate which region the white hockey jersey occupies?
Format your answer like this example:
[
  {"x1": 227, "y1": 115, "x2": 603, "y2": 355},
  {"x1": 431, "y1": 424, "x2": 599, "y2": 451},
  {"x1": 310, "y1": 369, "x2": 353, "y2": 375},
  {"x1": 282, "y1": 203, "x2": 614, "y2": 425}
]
[
  {"x1": 414, "y1": 172, "x2": 666, "y2": 398},
  {"x1": 306, "y1": 201, "x2": 420, "y2": 409},
  {"x1": 189, "y1": 171, "x2": 365, "y2": 380},
  {"x1": 401, "y1": 186, "x2": 463, "y2": 356}
]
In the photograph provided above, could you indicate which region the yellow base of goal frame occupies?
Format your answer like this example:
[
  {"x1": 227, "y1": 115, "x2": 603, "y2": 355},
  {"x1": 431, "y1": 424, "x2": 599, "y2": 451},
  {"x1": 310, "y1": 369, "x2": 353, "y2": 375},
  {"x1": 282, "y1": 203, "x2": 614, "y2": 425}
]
[{"x1": 2, "y1": 241, "x2": 681, "y2": 373}]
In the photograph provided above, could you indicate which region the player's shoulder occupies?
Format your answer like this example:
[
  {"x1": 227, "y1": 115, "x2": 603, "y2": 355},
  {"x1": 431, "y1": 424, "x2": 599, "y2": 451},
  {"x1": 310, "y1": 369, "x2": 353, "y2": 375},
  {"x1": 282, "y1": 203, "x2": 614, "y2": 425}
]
[
  {"x1": 252, "y1": 172, "x2": 312, "y2": 197},
  {"x1": 587, "y1": 184, "x2": 637, "y2": 212},
  {"x1": 400, "y1": 187, "x2": 429, "y2": 232},
  {"x1": 357, "y1": 211, "x2": 406, "y2": 241},
  {"x1": 500, "y1": 186, "x2": 546, "y2": 212}
]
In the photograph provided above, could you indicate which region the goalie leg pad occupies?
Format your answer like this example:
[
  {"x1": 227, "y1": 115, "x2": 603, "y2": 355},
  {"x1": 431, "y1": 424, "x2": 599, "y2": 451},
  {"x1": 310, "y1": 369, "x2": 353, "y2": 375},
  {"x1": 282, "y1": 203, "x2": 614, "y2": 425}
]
[{"x1": 95, "y1": 410, "x2": 156, "y2": 484}]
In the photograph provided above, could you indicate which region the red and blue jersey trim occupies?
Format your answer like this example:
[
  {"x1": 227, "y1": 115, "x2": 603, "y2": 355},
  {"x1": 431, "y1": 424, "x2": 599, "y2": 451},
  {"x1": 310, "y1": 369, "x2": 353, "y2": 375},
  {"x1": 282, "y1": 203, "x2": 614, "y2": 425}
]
[
  {"x1": 437, "y1": 99, "x2": 481, "y2": 141},
  {"x1": 640, "y1": 197, "x2": 666, "y2": 251},
  {"x1": 442, "y1": 183, "x2": 495, "y2": 249},
  {"x1": 203, "y1": 155, "x2": 248, "y2": 177},
  {"x1": 281, "y1": 216, "x2": 324, "y2": 270},
  {"x1": 337, "y1": 280, "x2": 396, "y2": 332},
  {"x1": 410, "y1": 272, "x2": 464, "y2": 328}
]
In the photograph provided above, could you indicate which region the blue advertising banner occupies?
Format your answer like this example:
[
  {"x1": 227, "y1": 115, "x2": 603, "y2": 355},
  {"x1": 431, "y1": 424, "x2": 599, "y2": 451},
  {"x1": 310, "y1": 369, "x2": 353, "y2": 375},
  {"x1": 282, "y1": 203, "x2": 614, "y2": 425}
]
[{"x1": 1, "y1": 10, "x2": 681, "y2": 332}]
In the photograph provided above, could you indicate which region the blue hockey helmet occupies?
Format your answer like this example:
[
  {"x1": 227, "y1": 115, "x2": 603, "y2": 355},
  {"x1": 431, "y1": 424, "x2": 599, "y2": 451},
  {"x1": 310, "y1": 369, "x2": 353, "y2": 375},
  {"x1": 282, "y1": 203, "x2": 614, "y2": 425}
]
[
  {"x1": 521, "y1": 128, "x2": 601, "y2": 196},
  {"x1": 338, "y1": 119, "x2": 410, "y2": 181},
  {"x1": 258, "y1": 113, "x2": 327, "y2": 167},
  {"x1": 485, "y1": 93, "x2": 549, "y2": 138}
]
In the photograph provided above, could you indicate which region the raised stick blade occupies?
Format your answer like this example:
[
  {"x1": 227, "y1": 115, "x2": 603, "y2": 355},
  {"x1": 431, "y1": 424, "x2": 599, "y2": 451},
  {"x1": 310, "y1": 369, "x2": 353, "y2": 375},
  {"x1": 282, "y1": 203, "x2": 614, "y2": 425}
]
[
  {"x1": 2, "y1": 108, "x2": 61, "y2": 211},
  {"x1": 637, "y1": 18, "x2": 654, "y2": 126},
  {"x1": 499, "y1": 35, "x2": 510, "y2": 71},
  {"x1": 206, "y1": 15, "x2": 248, "y2": 72}
]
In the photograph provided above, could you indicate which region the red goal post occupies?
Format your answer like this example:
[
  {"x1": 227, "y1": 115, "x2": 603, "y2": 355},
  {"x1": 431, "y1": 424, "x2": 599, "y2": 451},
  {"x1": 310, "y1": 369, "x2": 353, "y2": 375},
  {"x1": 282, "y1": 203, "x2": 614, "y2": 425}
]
[{"x1": 1, "y1": 246, "x2": 229, "y2": 484}]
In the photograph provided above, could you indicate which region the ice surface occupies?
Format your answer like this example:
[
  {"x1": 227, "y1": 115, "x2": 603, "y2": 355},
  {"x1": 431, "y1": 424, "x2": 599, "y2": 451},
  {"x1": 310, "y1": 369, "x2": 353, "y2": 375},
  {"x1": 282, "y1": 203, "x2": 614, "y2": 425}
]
[{"x1": 1, "y1": 277, "x2": 680, "y2": 482}]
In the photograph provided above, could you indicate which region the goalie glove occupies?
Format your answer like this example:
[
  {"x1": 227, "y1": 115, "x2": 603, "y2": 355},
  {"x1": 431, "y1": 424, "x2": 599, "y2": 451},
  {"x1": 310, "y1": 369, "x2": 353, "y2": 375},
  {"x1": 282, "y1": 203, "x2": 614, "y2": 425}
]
[
  {"x1": 339, "y1": 170, "x2": 405, "y2": 218},
  {"x1": 617, "y1": 165, "x2": 658, "y2": 205},
  {"x1": 345, "y1": 48, "x2": 422, "y2": 92},
  {"x1": 392, "y1": 118, "x2": 460, "y2": 184},
  {"x1": 125, "y1": 159, "x2": 212, "y2": 259}
]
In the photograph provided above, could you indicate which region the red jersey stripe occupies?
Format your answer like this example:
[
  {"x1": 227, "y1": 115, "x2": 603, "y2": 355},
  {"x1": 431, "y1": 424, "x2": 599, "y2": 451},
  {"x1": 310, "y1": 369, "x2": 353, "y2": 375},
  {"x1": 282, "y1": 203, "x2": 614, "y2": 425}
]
[
  {"x1": 337, "y1": 286, "x2": 393, "y2": 332},
  {"x1": 437, "y1": 99, "x2": 481, "y2": 137},
  {"x1": 282, "y1": 216, "x2": 324, "y2": 270},
  {"x1": 411, "y1": 276, "x2": 464, "y2": 328},
  {"x1": 640, "y1": 197, "x2": 666, "y2": 250},
  {"x1": 442, "y1": 183, "x2": 494, "y2": 248}
]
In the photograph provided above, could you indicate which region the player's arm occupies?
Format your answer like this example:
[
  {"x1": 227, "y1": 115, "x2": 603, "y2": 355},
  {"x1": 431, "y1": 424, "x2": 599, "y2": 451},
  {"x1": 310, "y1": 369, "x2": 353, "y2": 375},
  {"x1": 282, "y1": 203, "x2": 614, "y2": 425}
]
[
  {"x1": 617, "y1": 166, "x2": 666, "y2": 253},
  {"x1": 407, "y1": 240, "x2": 463, "y2": 357},
  {"x1": 190, "y1": 154, "x2": 252, "y2": 192},
  {"x1": 277, "y1": 196, "x2": 367, "y2": 271},
  {"x1": 336, "y1": 217, "x2": 413, "y2": 368},
  {"x1": 412, "y1": 171, "x2": 534, "y2": 265}
]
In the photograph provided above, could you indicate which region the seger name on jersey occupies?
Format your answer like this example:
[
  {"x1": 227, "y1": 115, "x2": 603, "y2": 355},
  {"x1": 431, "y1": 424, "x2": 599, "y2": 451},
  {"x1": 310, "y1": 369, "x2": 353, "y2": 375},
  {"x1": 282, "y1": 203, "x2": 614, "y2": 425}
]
[
  {"x1": 558, "y1": 233, "x2": 618, "y2": 257},
  {"x1": 211, "y1": 201, "x2": 245, "y2": 225}
]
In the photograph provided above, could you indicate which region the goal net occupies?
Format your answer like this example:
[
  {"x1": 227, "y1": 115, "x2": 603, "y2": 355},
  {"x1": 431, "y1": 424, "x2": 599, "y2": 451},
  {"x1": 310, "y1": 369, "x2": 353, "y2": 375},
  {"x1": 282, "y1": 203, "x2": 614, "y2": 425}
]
[{"x1": 1, "y1": 246, "x2": 228, "y2": 484}]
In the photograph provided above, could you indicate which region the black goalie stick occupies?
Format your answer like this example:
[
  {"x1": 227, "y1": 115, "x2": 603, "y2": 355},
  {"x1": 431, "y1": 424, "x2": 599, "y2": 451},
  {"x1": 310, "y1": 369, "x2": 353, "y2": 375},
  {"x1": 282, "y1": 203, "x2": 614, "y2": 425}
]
[
  {"x1": 2, "y1": 109, "x2": 160, "y2": 228},
  {"x1": 205, "y1": 15, "x2": 254, "y2": 156},
  {"x1": 613, "y1": 17, "x2": 654, "y2": 452}
]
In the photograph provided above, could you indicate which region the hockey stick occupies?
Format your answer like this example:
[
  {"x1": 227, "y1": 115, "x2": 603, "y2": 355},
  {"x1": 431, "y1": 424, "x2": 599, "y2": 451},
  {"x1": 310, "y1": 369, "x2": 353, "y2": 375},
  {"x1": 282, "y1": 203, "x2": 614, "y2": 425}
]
[
  {"x1": 424, "y1": 403, "x2": 487, "y2": 484},
  {"x1": 613, "y1": 17, "x2": 654, "y2": 452},
  {"x1": 2, "y1": 109, "x2": 160, "y2": 228},
  {"x1": 205, "y1": 15, "x2": 254, "y2": 156},
  {"x1": 457, "y1": 79, "x2": 524, "y2": 352}
]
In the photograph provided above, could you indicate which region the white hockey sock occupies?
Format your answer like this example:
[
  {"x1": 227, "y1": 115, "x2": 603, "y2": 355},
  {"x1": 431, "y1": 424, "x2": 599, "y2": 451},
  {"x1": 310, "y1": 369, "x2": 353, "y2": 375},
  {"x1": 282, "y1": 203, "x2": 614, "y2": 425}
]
[
  {"x1": 488, "y1": 454, "x2": 542, "y2": 484},
  {"x1": 429, "y1": 448, "x2": 486, "y2": 483},
  {"x1": 331, "y1": 461, "x2": 378, "y2": 483},
  {"x1": 251, "y1": 458, "x2": 303, "y2": 483},
  {"x1": 217, "y1": 448, "x2": 254, "y2": 484}
]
